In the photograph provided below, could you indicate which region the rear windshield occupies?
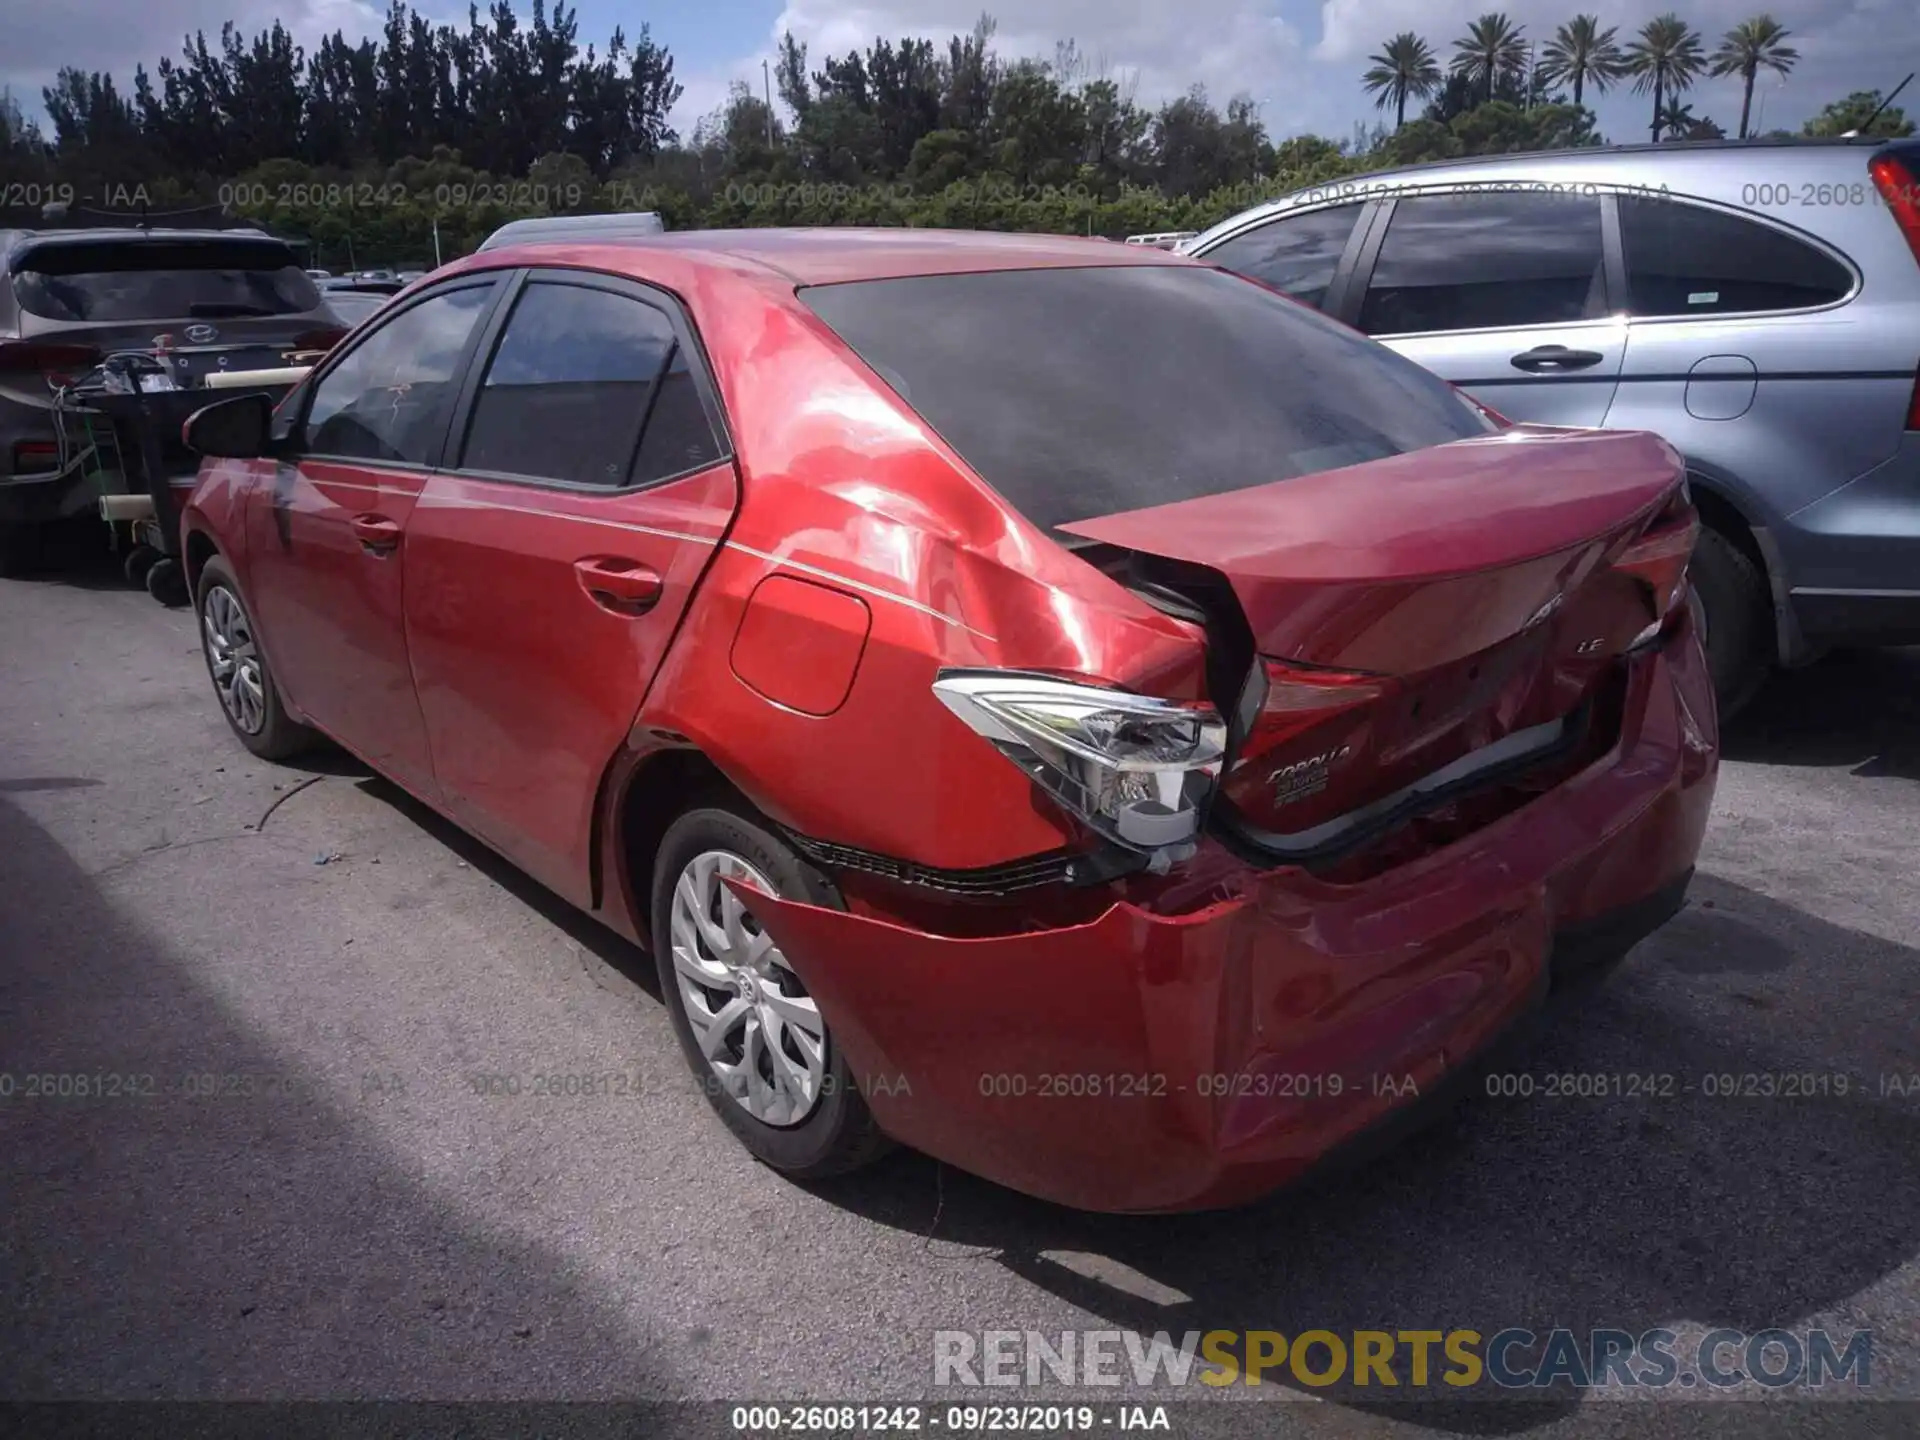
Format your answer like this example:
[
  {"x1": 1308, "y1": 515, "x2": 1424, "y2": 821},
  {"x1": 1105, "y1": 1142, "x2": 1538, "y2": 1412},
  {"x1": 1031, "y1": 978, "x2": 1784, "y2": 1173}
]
[
  {"x1": 11, "y1": 239, "x2": 319, "y2": 323},
  {"x1": 799, "y1": 265, "x2": 1493, "y2": 530}
]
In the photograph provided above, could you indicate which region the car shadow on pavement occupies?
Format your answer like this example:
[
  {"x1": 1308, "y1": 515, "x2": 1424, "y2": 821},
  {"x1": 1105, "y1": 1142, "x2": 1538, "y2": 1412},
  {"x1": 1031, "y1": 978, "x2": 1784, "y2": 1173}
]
[
  {"x1": 1725, "y1": 647, "x2": 1920, "y2": 780},
  {"x1": 321, "y1": 764, "x2": 665, "y2": 1005},
  {"x1": 0, "y1": 795, "x2": 669, "y2": 1399},
  {"x1": 813, "y1": 870, "x2": 1920, "y2": 1429}
]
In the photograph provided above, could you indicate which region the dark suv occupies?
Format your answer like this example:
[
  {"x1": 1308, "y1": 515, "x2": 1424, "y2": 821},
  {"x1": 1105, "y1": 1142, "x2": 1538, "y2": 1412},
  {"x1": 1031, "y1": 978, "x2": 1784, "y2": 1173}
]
[
  {"x1": 1185, "y1": 137, "x2": 1920, "y2": 715},
  {"x1": 0, "y1": 206, "x2": 344, "y2": 572}
]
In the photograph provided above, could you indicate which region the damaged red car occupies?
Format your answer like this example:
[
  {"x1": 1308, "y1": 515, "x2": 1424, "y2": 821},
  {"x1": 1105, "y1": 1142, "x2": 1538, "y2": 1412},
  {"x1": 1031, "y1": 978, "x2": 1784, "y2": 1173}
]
[{"x1": 178, "y1": 229, "x2": 1717, "y2": 1213}]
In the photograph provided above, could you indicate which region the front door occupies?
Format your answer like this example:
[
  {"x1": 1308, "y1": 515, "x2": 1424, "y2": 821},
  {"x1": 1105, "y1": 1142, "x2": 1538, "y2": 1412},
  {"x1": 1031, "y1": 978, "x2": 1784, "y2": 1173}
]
[
  {"x1": 1354, "y1": 188, "x2": 1626, "y2": 429},
  {"x1": 402, "y1": 270, "x2": 738, "y2": 905},
  {"x1": 244, "y1": 277, "x2": 502, "y2": 800}
]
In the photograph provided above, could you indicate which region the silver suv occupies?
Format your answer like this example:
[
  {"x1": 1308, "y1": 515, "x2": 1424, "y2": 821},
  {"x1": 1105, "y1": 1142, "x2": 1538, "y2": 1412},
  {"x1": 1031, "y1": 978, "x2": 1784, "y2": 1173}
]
[{"x1": 1184, "y1": 137, "x2": 1920, "y2": 716}]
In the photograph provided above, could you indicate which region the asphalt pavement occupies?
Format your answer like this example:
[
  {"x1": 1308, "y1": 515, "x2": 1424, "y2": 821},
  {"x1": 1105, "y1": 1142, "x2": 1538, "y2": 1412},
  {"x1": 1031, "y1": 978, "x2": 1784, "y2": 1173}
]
[{"x1": 3, "y1": 545, "x2": 1918, "y2": 1438}]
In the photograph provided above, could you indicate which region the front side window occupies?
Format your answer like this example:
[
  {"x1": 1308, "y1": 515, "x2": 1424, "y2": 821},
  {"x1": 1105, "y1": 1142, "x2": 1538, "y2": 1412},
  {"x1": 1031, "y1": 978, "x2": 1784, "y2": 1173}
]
[
  {"x1": 304, "y1": 283, "x2": 493, "y2": 465},
  {"x1": 801, "y1": 265, "x2": 1493, "y2": 532},
  {"x1": 459, "y1": 281, "x2": 719, "y2": 487},
  {"x1": 1201, "y1": 203, "x2": 1365, "y2": 310},
  {"x1": 1358, "y1": 190, "x2": 1607, "y2": 336},
  {"x1": 1619, "y1": 195, "x2": 1854, "y2": 316}
]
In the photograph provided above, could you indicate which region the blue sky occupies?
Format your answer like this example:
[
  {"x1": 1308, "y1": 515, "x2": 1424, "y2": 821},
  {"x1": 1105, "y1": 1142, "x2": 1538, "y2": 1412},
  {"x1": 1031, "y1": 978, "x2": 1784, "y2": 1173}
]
[{"x1": 5, "y1": 1, "x2": 1916, "y2": 156}]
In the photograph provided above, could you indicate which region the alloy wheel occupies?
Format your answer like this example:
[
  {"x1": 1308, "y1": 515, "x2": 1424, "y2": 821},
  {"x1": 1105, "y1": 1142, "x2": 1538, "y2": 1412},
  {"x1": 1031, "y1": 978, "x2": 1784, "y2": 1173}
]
[
  {"x1": 202, "y1": 584, "x2": 267, "y2": 736},
  {"x1": 668, "y1": 850, "x2": 828, "y2": 1128}
]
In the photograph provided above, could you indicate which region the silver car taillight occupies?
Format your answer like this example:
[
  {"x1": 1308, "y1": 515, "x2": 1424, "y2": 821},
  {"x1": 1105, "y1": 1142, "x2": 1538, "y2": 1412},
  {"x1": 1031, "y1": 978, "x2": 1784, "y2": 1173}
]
[{"x1": 932, "y1": 670, "x2": 1228, "y2": 867}]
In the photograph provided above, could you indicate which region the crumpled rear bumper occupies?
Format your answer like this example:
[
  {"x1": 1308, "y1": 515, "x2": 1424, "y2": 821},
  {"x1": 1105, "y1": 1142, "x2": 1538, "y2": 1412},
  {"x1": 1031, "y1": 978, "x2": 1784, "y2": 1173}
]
[{"x1": 746, "y1": 637, "x2": 1718, "y2": 1213}]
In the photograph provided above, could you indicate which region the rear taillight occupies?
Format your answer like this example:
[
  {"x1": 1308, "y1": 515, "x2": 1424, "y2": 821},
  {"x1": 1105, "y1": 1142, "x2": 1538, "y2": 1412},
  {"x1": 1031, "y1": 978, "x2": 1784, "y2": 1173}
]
[
  {"x1": 1239, "y1": 660, "x2": 1390, "y2": 757},
  {"x1": 0, "y1": 341, "x2": 101, "y2": 387},
  {"x1": 1616, "y1": 486, "x2": 1700, "y2": 648},
  {"x1": 1870, "y1": 153, "x2": 1920, "y2": 262},
  {"x1": 291, "y1": 327, "x2": 348, "y2": 352},
  {"x1": 1870, "y1": 154, "x2": 1920, "y2": 429},
  {"x1": 11, "y1": 439, "x2": 60, "y2": 473},
  {"x1": 932, "y1": 670, "x2": 1228, "y2": 866}
]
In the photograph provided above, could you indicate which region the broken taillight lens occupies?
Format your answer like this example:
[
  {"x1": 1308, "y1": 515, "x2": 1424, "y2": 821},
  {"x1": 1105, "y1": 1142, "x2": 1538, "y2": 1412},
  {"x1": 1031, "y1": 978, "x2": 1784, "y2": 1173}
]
[{"x1": 1617, "y1": 486, "x2": 1700, "y2": 649}]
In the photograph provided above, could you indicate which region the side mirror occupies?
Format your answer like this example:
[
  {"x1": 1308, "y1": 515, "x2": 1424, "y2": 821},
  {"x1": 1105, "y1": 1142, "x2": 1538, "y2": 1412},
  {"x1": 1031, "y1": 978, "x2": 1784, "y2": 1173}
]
[{"x1": 183, "y1": 392, "x2": 274, "y2": 459}]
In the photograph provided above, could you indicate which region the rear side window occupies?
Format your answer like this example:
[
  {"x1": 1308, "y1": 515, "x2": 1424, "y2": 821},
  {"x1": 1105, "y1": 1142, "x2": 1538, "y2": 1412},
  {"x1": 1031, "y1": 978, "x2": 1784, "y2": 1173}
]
[
  {"x1": 1359, "y1": 191, "x2": 1606, "y2": 335},
  {"x1": 1201, "y1": 203, "x2": 1365, "y2": 309},
  {"x1": 1620, "y1": 195, "x2": 1854, "y2": 316},
  {"x1": 459, "y1": 281, "x2": 722, "y2": 487},
  {"x1": 10, "y1": 239, "x2": 320, "y2": 322},
  {"x1": 800, "y1": 265, "x2": 1493, "y2": 531}
]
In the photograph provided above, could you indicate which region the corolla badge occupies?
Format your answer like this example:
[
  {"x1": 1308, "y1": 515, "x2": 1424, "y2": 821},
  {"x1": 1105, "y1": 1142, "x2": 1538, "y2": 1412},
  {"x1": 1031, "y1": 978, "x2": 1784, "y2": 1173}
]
[
  {"x1": 1271, "y1": 744, "x2": 1353, "y2": 808},
  {"x1": 183, "y1": 323, "x2": 219, "y2": 344}
]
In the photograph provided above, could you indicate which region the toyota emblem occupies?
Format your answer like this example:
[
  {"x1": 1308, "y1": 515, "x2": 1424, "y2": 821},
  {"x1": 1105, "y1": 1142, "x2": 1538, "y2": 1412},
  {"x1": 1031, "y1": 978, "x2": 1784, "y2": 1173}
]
[{"x1": 184, "y1": 323, "x2": 219, "y2": 344}]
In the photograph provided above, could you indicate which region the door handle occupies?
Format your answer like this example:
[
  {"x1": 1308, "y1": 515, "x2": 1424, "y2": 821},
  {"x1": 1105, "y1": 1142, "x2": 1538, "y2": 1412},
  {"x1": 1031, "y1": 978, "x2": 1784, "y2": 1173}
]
[
  {"x1": 573, "y1": 557, "x2": 664, "y2": 616},
  {"x1": 1510, "y1": 345, "x2": 1605, "y2": 373},
  {"x1": 351, "y1": 513, "x2": 401, "y2": 554}
]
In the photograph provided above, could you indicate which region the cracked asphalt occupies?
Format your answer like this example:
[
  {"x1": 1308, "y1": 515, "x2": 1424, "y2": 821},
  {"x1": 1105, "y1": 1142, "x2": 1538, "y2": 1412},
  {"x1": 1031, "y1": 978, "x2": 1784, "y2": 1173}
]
[{"x1": 3, "y1": 545, "x2": 1918, "y2": 1438}]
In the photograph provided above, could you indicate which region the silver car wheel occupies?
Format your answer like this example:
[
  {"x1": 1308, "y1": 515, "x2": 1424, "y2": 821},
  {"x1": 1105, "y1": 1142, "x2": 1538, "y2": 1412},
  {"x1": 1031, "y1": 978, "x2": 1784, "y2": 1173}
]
[
  {"x1": 202, "y1": 584, "x2": 267, "y2": 736},
  {"x1": 669, "y1": 850, "x2": 828, "y2": 1128}
]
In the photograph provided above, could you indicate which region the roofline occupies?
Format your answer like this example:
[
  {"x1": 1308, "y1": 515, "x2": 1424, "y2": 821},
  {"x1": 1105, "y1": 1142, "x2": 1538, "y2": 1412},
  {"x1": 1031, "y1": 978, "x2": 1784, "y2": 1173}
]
[
  {"x1": 463, "y1": 227, "x2": 1187, "y2": 288},
  {"x1": 1354, "y1": 134, "x2": 1899, "y2": 182}
]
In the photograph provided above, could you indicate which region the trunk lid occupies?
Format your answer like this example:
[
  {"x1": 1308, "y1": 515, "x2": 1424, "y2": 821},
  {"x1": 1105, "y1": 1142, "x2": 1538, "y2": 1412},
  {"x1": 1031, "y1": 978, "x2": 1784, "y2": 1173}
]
[{"x1": 1059, "y1": 427, "x2": 1691, "y2": 860}]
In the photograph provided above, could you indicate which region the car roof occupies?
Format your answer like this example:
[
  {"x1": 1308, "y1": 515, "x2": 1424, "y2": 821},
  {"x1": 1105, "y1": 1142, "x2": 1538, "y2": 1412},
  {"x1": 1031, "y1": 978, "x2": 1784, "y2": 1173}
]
[
  {"x1": 472, "y1": 227, "x2": 1191, "y2": 286},
  {"x1": 1182, "y1": 135, "x2": 1920, "y2": 254}
]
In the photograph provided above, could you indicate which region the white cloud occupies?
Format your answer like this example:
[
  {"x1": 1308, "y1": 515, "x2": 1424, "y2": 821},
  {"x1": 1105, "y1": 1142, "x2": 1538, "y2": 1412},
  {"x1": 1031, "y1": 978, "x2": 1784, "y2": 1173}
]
[{"x1": 722, "y1": 0, "x2": 1918, "y2": 144}]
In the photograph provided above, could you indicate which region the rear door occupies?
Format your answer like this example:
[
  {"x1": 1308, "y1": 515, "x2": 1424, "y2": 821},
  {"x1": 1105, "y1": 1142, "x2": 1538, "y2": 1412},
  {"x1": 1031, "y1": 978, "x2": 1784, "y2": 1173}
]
[
  {"x1": 403, "y1": 268, "x2": 737, "y2": 906},
  {"x1": 1351, "y1": 187, "x2": 1626, "y2": 428}
]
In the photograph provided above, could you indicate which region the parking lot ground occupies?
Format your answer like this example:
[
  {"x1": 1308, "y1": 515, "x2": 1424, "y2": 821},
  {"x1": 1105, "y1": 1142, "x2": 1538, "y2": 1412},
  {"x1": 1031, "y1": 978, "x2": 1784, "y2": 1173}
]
[{"x1": 3, "y1": 553, "x2": 1918, "y2": 1437}]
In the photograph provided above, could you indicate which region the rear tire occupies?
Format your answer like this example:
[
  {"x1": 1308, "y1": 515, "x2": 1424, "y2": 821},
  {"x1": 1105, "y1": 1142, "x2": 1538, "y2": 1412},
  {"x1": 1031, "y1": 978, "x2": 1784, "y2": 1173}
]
[
  {"x1": 1690, "y1": 525, "x2": 1771, "y2": 722},
  {"x1": 124, "y1": 544, "x2": 160, "y2": 587},
  {"x1": 195, "y1": 556, "x2": 317, "y2": 761},
  {"x1": 145, "y1": 557, "x2": 189, "y2": 606},
  {"x1": 651, "y1": 803, "x2": 889, "y2": 1180}
]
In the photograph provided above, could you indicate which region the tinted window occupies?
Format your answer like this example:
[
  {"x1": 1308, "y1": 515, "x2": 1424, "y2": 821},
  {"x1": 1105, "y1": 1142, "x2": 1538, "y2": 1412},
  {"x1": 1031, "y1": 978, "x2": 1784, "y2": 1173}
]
[
  {"x1": 1202, "y1": 203, "x2": 1364, "y2": 309},
  {"x1": 1620, "y1": 195, "x2": 1853, "y2": 316},
  {"x1": 305, "y1": 284, "x2": 492, "y2": 465},
  {"x1": 461, "y1": 282, "x2": 695, "y2": 487},
  {"x1": 12, "y1": 239, "x2": 320, "y2": 321},
  {"x1": 801, "y1": 266, "x2": 1492, "y2": 532},
  {"x1": 1359, "y1": 191, "x2": 1606, "y2": 335},
  {"x1": 632, "y1": 344, "x2": 724, "y2": 484}
]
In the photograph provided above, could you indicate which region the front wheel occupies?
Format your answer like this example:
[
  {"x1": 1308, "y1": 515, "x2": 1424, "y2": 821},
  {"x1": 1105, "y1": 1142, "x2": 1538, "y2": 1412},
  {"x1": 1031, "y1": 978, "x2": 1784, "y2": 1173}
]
[
  {"x1": 650, "y1": 804, "x2": 889, "y2": 1179},
  {"x1": 195, "y1": 556, "x2": 317, "y2": 761}
]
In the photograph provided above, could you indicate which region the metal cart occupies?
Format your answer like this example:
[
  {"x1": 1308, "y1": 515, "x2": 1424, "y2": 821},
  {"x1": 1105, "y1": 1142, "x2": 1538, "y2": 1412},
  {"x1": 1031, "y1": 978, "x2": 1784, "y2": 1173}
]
[{"x1": 57, "y1": 356, "x2": 308, "y2": 604}]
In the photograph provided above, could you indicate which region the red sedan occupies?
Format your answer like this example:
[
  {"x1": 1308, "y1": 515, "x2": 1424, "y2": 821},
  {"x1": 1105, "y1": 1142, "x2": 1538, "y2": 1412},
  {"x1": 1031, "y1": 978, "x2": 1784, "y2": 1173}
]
[{"x1": 179, "y1": 229, "x2": 1717, "y2": 1212}]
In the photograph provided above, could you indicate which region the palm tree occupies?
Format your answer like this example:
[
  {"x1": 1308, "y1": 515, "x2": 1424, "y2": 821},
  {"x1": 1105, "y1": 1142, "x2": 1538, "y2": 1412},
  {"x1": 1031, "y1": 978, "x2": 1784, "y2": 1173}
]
[
  {"x1": 1450, "y1": 13, "x2": 1529, "y2": 108},
  {"x1": 1538, "y1": 15, "x2": 1626, "y2": 108},
  {"x1": 1363, "y1": 33, "x2": 1444, "y2": 128},
  {"x1": 1626, "y1": 14, "x2": 1708, "y2": 142},
  {"x1": 1711, "y1": 15, "x2": 1799, "y2": 139}
]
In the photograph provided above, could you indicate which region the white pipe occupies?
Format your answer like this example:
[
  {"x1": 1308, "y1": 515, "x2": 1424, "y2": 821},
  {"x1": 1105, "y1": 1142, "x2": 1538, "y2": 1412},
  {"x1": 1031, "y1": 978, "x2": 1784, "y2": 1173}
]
[
  {"x1": 99, "y1": 494, "x2": 156, "y2": 522},
  {"x1": 205, "y1": 366, "x2": 311, "y2": 390}
]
